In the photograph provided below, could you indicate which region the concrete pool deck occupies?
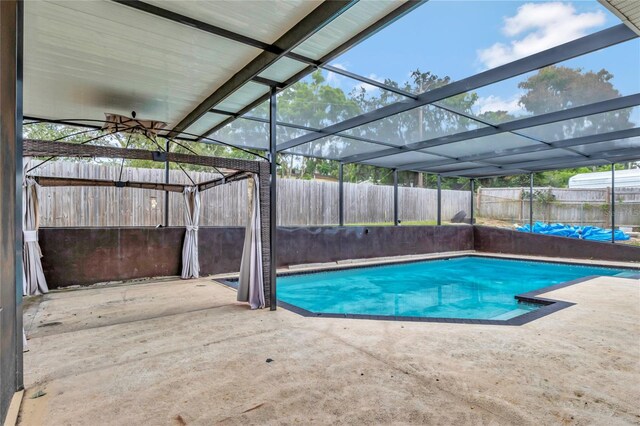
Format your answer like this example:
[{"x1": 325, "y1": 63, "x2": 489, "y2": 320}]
[{"x1": 17, "y1": 259, "x2": 640, "y2": 425}]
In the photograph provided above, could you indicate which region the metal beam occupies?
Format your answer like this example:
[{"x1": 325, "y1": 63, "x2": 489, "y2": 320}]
[
  {"x1": 0, "y1": 0, "x2": 24, "y2": 420},
  {"x1": 396, "y1": 127, "x2": 640, "y2": 171},
  {"x1": 170, "y1": 0, "x2": 356, "y2": 137},
  {"x1": 205, "y1": 1, "x2": 425, "y2": 136},
  {"x1": 164, "y1": 140, "x2": 170, "y2": 226},
  {"x1": 342, "y1": 93, "x2": 640, "y2": 164},
  {"x1": 252, "y1": 76, "x2": 287, "y2": 89},
  {"x1": 269, "y1": 87, "x2": 277, "y2": 311},
  {"x1": 322, "y1": 64, "x2": 418, "y2": 99},
  {"x1": 24, "y1": 139, "x2": 265, "y2": 173},
  {"x1": 439, "y1": 166, "x2": 522, "y2": 177},
  {"x1": 278, "y1": 24, "x2": 637, "y2": 152},
  {"x1": 338, "y1": 163, "x2": 344, "y2": 226},
  {"x1": 238, "y1": 113, "x2": 403, "y2": 149},
  {"x1": 463, "y1": 168, "x2": 532, "y2": 179},
  {"x1": 393, "y1": 169, "x2": 399, "y2": 226},
  {"x1": 112, "y1": 0, "x2": 417, "y2": 104},
  {"x1": 111, "y1": 0, "x2": 282, "y2": 53},
  {"x1": 436, "y1": 175, "x2": 442, "y2": 225}
]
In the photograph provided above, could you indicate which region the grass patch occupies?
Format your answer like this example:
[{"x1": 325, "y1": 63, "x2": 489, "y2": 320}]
[{"x1": 344, "y1": 220, "x2": 446, "y2": 226}]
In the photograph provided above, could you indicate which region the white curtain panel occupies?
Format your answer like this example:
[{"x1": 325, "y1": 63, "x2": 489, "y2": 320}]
[
  {"x1": 181, "y1": 186, "x2": 201, "y2": 279},
  {"x1": 237, "y1": 175, "x2": 265, "y2": 309},
  {"x1": 23, "y1": 176, "x2": 49, "y2": 295}
]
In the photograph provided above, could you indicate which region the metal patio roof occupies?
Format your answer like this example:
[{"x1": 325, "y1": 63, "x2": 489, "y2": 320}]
[
  {"x1": 24, "y1": 0, "x2": 640, "y2": 179},
  {"x1": 24, "y1": 0, "x2": 417, "y2": 133}
]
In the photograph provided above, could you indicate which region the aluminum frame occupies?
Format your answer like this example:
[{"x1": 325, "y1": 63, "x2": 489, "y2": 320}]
[
  {"x1": 341, "y1": 94, "x2": 640, "y2": 165},
  {"x1": 395, "y1": 127, "x2": 640, "y2": 171},
  {"x1": 169, "y1": 0, "x2": 357, "y2": 137},
  {"x1": 203, "y1": 1, "x2": 425, "y2": 136},
  {"x1": 278, "y1": 24, "x2": 637, "y2": 152},
  {"x1": 0, "y1": 0, "x2": 24, "y2": 422}
]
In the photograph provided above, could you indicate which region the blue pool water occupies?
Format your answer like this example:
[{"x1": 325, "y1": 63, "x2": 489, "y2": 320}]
[{"x1": 277, "y1": 257, "x2": 635, "y2": 320}]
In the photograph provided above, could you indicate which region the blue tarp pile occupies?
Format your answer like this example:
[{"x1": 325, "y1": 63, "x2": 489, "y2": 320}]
[{"x1": 516, "y1": 222, "x2": 630, "y2": 241}]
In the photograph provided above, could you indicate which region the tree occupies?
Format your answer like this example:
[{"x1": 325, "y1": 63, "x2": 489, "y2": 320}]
[{"x1": 517, "y1": 66, "x2": 633, "y2": 141}]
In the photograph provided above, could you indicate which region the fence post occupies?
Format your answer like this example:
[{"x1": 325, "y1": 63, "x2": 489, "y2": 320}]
[
  {"x1": 393, "y1": 169, "x2": 399, "y2": 226},
  {"x1": 437, "y1": 175, "x2": 442, "y2": 226}
]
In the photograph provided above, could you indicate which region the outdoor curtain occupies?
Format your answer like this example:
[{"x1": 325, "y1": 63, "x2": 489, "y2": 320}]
[
  {"x1": 237, "y1": 175, "x2": 265, "y2": 309},
  {"x1": 181, "y1": 186, "x2": 200, "y2": 279},
  {"x1": 23, "y1": 175, "x2": 49, "y2": 295}
]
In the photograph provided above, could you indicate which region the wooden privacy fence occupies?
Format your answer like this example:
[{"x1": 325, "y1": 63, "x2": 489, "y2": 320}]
[
  {"x1": 32, "y1": 161, "x2": 472, "y2": 227},
  {"x1": 478, "y1": 187, "x2": 640, "y2": 227}
]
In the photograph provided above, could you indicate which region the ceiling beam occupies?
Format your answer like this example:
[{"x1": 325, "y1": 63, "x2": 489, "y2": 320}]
[
  {"x1": 278, "y1": 23, "x2": 638, "y2": 152},
  {"x1": 168, "y1": 0, "x2": 357, "y2": 137},
  {"x1": 202, "y1": 0, "x2": 426, "y2": 137},
  {"x1": 111, "y1": 0, "x2": 281, "y2": 52},
  {"x1": 111, "y1": 0, "x2": 426, "y2": 140},
  {"x1": 322, "y1": 64, "x2": 418, "y2": 99},
  {"x1": 339, "y1": 93, "x2": 640, "y2": 164},
  {"x1": 396, "y1": 127, "x2": 640, "y2": 171}
]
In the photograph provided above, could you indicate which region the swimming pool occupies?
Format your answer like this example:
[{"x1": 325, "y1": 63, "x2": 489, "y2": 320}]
[{"x1": 277, "y1": 256, "x2": 636, "y2": 322}]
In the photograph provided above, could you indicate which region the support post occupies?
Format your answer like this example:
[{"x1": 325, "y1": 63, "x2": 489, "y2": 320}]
[
  {"x1": 269, "y1": 87, "x2": 277, "y2": 310},
  {"x1": 0, "y1": 0, "x2": 24, "y2": 420},
  {"x1": 164, "y1": 140, "x2": 170, "y2": 226},
  {"x1": 393, "y1": 169, "x2": 399, "y2": 226},
  {"x1": 437, "y1": 174, "x2": 442, "y2": 226},
  {"x1": 611, "y1": 163, "x2": 615, "y2": 244},
  {"x1": 469, "y1": 179, "x2": 474, "y2": 225},
  {"x1": 529, "y1": 173, "x2": 534, "y2": 231},
  {"x1": 338, "y1": 163, "x2": 344, "y2": 226}
]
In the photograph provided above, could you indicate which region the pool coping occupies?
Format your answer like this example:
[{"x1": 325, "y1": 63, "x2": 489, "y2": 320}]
[{"x1": 214, "y1": 253, "x2": 639, "y2": 326}]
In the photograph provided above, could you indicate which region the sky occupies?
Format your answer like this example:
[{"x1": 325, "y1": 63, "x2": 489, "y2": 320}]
[{"x1": 320, "y1": 0, "x2": 640, "y2": 120}]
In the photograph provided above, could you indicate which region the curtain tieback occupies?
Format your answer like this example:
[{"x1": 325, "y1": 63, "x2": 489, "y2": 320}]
[
  {"x1": 24, "y1": 230, "x2": 38, "y2": 242},
  {"x1": 186, "y1": 225, "x2": 199, "y2": 232}
]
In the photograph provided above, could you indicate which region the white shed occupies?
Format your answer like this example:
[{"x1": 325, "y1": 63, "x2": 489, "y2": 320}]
[{"x1": 568, "y1": 169, "x2": 640, "y2": 189}]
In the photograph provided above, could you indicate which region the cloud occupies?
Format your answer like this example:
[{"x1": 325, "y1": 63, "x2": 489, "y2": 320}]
[
  {"x1": 475, "y1": 94, "x2": 525, "y2": 116},
  {"x1": 353, "y1": 73, "x2": 383, "y2": 94},
  {"x1": 477, "y1": 2, "x2": 606, "y2": 69},
  {"x1": 326, "y1": 63, "x2": 347, "y2": 85}
]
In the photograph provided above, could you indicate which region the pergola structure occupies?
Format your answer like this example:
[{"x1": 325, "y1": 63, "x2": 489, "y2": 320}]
[{"x1": 1, "y1": 0, "x2": 639, "y2": 421}]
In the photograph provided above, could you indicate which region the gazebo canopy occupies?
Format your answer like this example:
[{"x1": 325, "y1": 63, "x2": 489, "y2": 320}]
[{"x1": 24, "y1": 0, "x2": 640, "y2": 178}]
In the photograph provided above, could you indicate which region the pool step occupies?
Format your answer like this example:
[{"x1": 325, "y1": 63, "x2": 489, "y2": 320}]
[{"x1": 491, "y1": 308, "x2": 532, "y2": 321}]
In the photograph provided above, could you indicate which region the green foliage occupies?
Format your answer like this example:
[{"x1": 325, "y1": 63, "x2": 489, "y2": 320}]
[{"x1": 521, "y1": 188, "x2": 555, "y2": 205}]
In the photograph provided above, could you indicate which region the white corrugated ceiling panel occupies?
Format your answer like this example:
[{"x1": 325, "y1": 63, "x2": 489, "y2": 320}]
[
  {"x1": 215, "y1": 82, "x2": 270, "y2": 114},
  {"x1": 24, "y1": 0, "x2": 261, "y2": 128},
  {"x1": 363, "y1": 151, "x2": 447, "y2": 168},
  {"x1": 599, "y1": 0, "x2": 640, "y2": 35},
  {"x1": 292, "y1": 1, "x2": 406, "y2": 60},
  {"x1": 258, "y1": 57, "x2": 309, "y2": 83},
  {"x1": 182, "y1": 113, "x2": 229, "y2": 138},
  {"x1": 144, "y1": 0, "x2": 323, "y2": 44}
]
